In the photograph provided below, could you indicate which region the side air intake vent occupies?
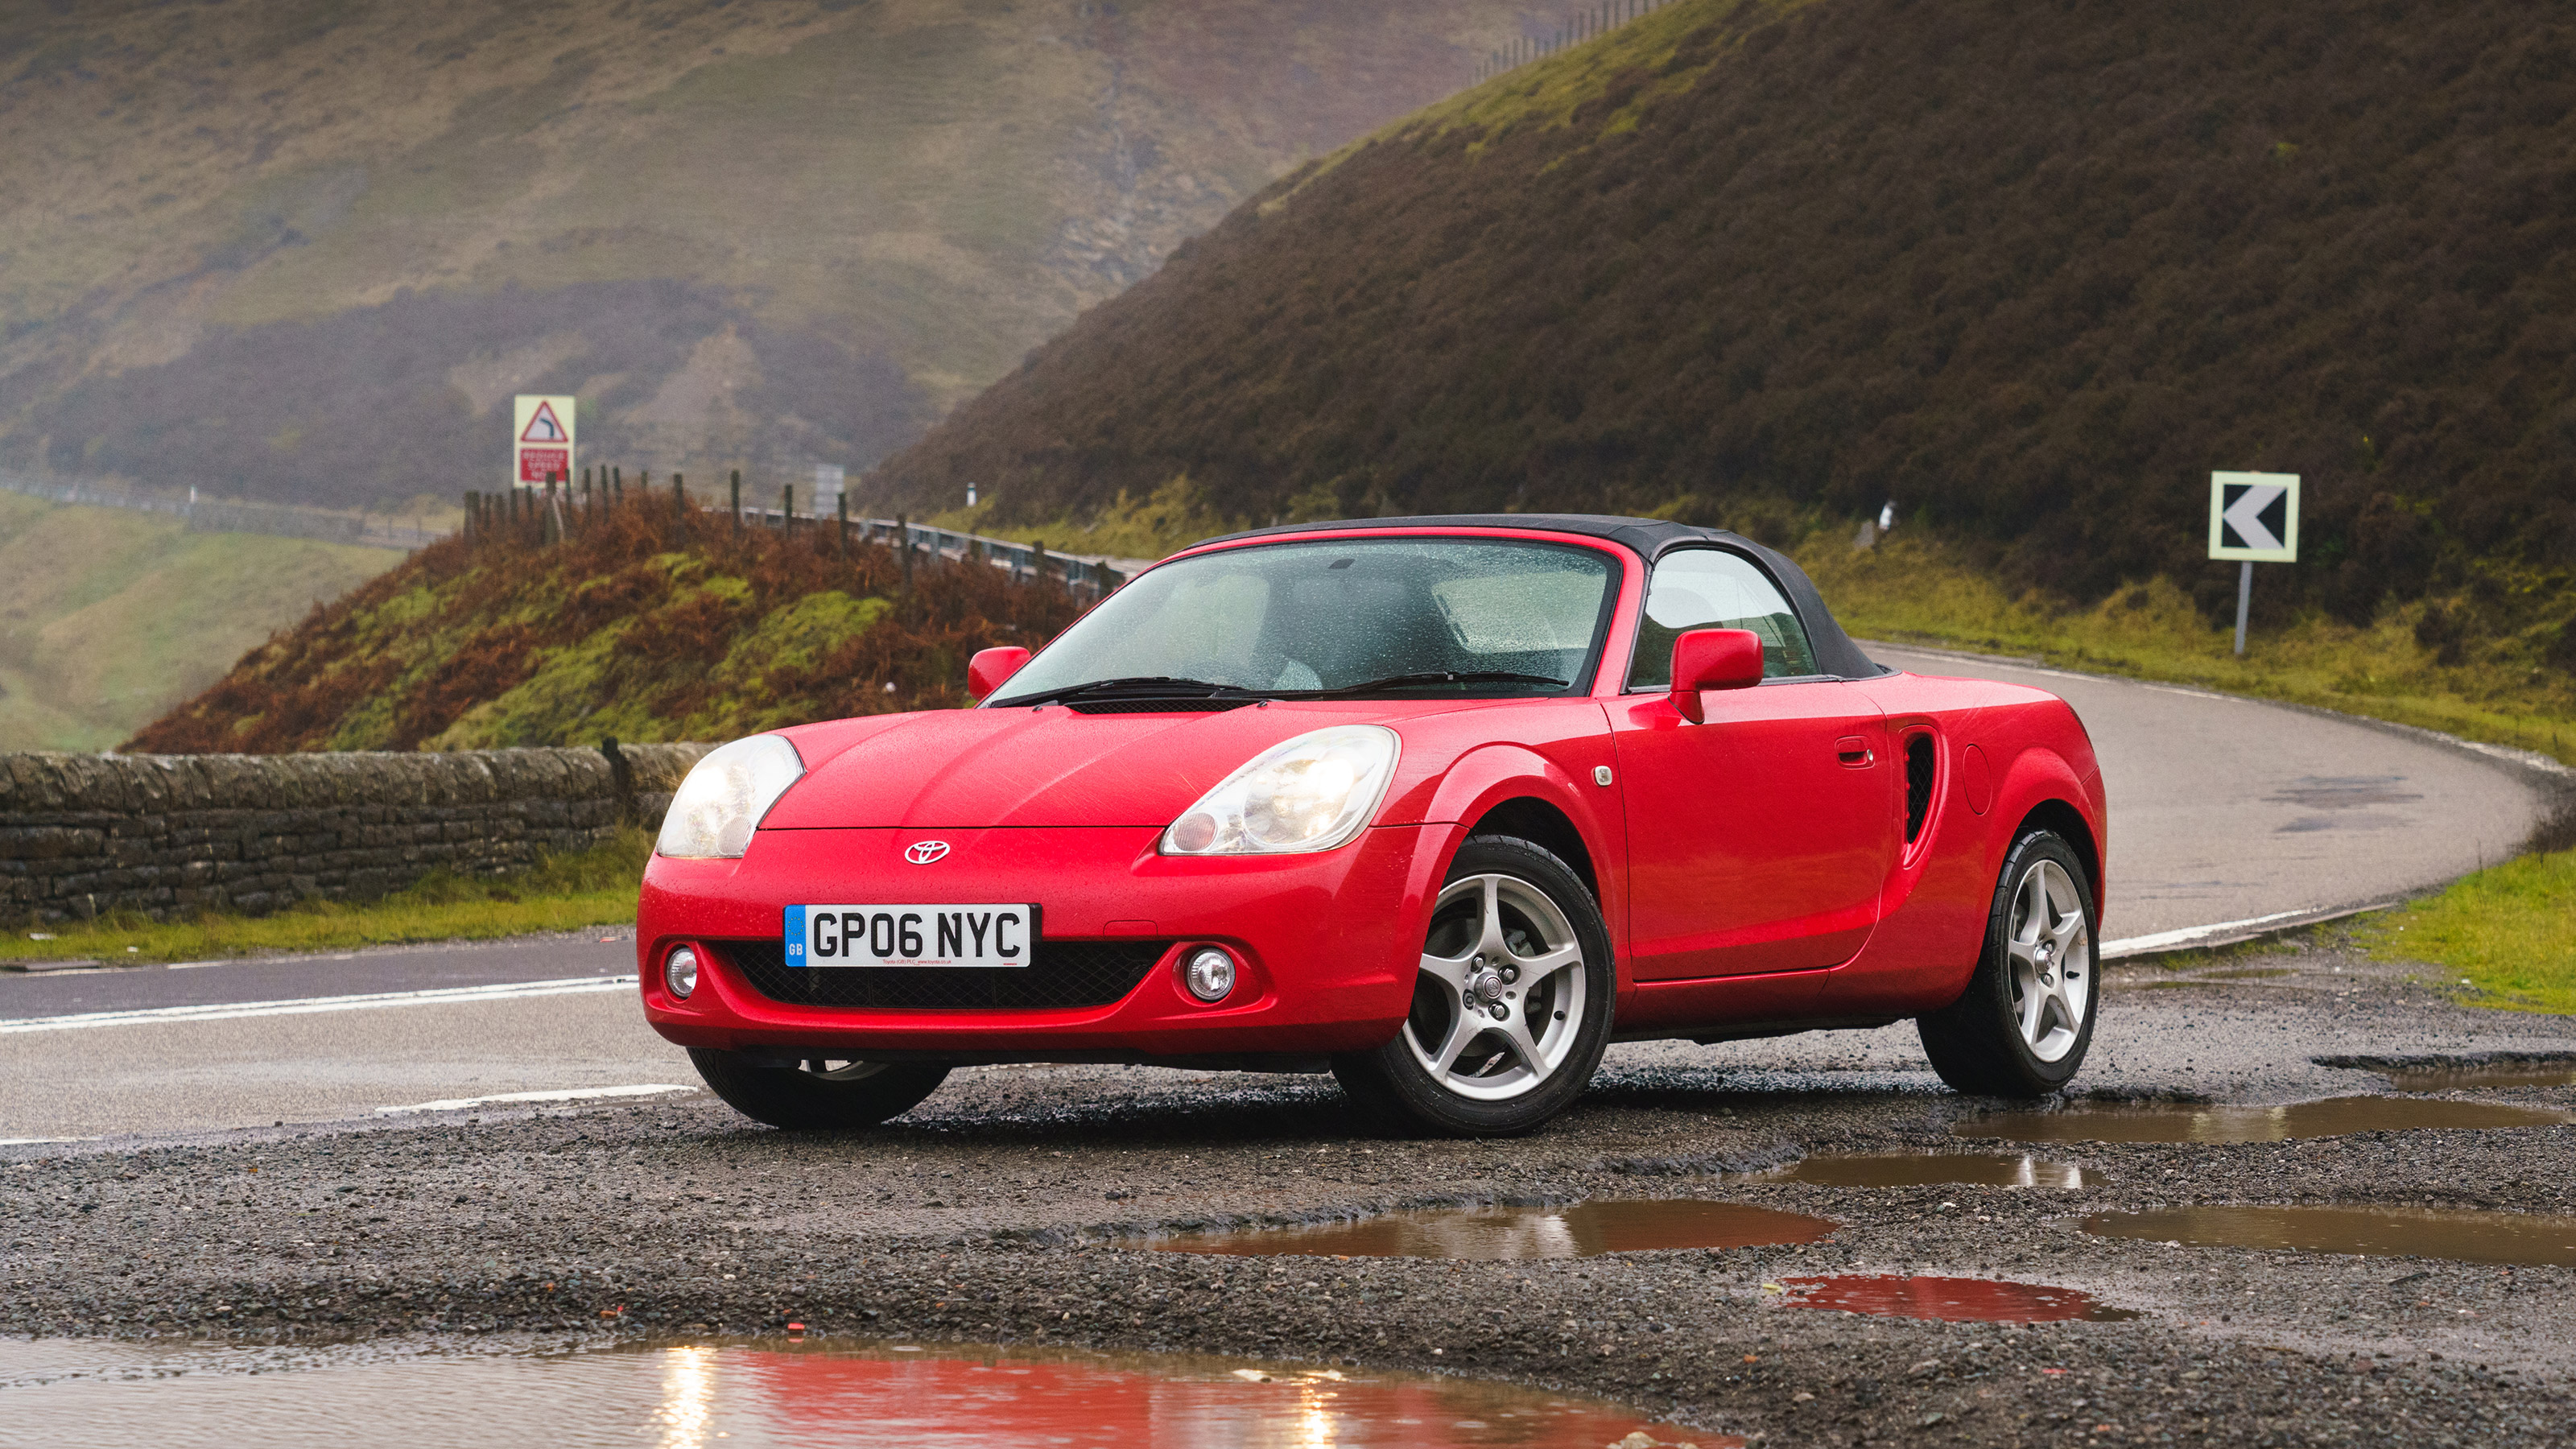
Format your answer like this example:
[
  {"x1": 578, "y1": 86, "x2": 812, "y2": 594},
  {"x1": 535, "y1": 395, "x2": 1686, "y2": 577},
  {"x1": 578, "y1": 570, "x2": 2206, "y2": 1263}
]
[{"x1": 1904, "y1": 733, "x2": 1937, "y2": 844}]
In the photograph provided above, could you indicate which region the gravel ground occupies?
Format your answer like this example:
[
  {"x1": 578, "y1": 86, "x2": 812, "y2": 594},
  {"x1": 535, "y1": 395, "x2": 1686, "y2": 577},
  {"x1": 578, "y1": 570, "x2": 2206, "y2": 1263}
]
[{"x1": 6, "y1": 935, "x2": 2574, "y2": 1446}]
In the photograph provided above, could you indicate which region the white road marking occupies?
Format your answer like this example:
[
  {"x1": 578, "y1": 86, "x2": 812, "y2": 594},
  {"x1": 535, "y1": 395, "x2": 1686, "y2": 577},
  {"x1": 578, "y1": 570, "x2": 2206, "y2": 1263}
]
[
  {"x1": 375, "y1": 1084, "x2": 695, "y2": 1114},
  {"x1": 2101, "y1": 908, "x2": 2322, "y2": 956},
  {"x1": 0, "y1": 976, "x2": 637, "y2": 1034},
  {"x1": 2138, "y1": 683, "x2": 2241, "y2": 703},
  {"x1": 2101, "y1": 902, "x2": 2397, "y2": 959},
  {"x1": 0, "y1": 1137, "x2": 97, "y2": 1146}
]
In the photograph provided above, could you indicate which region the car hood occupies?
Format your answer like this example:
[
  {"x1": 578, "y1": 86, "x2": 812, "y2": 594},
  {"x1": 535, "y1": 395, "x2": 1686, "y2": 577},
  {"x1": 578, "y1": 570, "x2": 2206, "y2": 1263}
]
[{"x1": 760, "y1": 702, "x2": 1440, "y2": 831}]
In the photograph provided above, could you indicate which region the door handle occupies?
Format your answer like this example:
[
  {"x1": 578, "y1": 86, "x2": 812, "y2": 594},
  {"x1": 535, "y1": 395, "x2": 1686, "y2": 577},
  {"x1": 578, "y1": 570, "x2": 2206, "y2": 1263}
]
[{"x1": 1835, "y1": 735, "x2": 1874, "y2": 767}]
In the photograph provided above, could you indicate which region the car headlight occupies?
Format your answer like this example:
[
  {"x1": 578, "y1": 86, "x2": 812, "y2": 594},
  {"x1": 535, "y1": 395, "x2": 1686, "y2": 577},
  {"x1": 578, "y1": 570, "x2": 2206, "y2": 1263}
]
[
  {"x1": 1160, "y1": 725, "x2": 1399, "y2": 856},
  {"x1": 656, "y1": 734, "x2": 806, "y2": 859}
]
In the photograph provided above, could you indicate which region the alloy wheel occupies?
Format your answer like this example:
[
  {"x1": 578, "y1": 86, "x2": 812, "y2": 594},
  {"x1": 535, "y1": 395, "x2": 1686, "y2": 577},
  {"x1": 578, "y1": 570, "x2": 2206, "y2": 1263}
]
[
  {"x1": 2006, "y1": 858, "x2": 2091, "y2": 1063},
  {"x1": 1404, "y1": 873, "x2": 1589, "y2": 1101}
]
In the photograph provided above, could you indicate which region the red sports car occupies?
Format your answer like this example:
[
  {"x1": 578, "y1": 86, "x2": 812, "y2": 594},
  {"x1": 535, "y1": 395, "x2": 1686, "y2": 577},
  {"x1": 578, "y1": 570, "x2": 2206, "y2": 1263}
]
[{"x1": 638, "y1": 516, "x2": 2107, "y2": 1136}]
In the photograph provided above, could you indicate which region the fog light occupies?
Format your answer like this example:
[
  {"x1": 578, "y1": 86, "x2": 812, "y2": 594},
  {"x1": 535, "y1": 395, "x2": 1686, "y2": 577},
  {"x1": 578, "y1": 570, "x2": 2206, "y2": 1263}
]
[
  {"x1": 1182, "y1": 947, "x2": 1236, "y2": 1004},
  {"x1": 665, "y1": 945, "x2": 700, "y2": 1000}
]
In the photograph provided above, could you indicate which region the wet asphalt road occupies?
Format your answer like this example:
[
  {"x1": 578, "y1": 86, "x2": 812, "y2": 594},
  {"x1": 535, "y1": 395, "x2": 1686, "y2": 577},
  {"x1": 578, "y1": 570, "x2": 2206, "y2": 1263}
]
[
  {"x1": 0, "y1": 933, "x2": 634, "y2": 1018},
  {"x1": 0, "y1": 935, "x2": 672, "y2": 1143},
  {"x1": 4, "y1": 939, "x2": 2574, "y2": 1446}
]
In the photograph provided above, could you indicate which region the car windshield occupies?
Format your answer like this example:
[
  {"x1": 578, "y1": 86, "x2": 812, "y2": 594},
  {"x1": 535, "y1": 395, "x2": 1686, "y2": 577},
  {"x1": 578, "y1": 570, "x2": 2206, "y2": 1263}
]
[{"x1": 992, "y1": 538, "x2": 1617, "y2": 704}]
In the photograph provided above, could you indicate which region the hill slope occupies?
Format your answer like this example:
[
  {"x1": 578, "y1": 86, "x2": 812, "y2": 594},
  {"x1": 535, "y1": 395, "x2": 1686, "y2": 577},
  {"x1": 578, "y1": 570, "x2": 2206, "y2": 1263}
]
[
  {"x1": 0, "y1": 0, "x2": 1550, "y2": 506},
  {"x1": 868, "y1": 0, "x2": 2576, "y2": 629},
  {"x1": 126, "y1": 495, "x2": 1077, "y2": 755},
  {"x1": 0, "y1": 494, "x2": 397, "y2": 750}
]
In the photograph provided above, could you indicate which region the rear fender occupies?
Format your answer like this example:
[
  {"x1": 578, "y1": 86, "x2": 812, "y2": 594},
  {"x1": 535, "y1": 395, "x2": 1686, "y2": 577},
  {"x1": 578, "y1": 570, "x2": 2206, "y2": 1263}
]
[
  {"x1": 1821, "y1": 737, "x2": 2104, "y2": 1017},
  {"x1": 1986, "y1": 745, "x2": 2096, "y2": 892}
]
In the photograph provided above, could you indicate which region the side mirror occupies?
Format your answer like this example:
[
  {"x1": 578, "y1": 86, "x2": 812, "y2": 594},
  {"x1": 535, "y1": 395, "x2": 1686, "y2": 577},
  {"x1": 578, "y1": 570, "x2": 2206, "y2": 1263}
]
[
  {"x1": 967, "y1": 646, "x2": 1031, "y2": 702},
  {"x1": 1667, "y1": 628, "x2": 1764, "y2": 722}
]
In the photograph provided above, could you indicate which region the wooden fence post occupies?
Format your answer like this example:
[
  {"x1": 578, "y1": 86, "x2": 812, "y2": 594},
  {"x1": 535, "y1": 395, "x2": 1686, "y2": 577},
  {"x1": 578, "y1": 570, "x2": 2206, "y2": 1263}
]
[
  {"x1": 613, "y1": 466, "x2": 623, "y2": 505},
  {"x1": 836, "y1": 491, "x2": 849, "y2": 557},
  {"x1": 673, "y1": 473, "x2": 687, "y2": 542},
  {"x1": 729, "y1": 470, "x2": 741, "y2": 533},
  {"x1": 898, "y1": 512, "x2": 912, "y2": 589},
  {"x1": 782, "y1": 483, "x2": 794, "y2": 535}
]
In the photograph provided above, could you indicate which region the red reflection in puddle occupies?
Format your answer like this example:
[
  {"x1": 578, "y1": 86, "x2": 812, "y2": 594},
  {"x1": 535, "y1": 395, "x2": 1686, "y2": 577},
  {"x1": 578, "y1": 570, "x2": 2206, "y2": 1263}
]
[
  {"x1": 1777, "y1": 1274, "x2": 2140, "y2": 1323},
  {"x1": 716, "y1": 1346, "x2": 1739, "y2": 1446},
  {"x1": 0, "y1": 1338, "x2": 1741, "y2": 1448}
]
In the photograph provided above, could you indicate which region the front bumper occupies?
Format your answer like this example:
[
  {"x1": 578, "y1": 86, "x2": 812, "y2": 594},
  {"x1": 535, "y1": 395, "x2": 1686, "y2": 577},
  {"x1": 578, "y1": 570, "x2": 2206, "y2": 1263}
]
[{"x1": 636, "y1": 824, "x2": 1450, "y2": 1059}]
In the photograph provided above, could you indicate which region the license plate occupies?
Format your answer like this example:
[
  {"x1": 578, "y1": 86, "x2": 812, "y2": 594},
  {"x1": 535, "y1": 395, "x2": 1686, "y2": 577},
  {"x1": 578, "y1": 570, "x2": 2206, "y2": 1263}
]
[{"x1": 785, "y1": 904, "x2": 1038, "y2": 969}]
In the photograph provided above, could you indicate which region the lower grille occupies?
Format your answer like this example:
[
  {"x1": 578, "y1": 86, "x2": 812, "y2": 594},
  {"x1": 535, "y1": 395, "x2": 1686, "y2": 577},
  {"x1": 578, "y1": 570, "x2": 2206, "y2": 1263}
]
[{"x1": 713, "y1": 937, "x2": 1175, "y2": 1011}]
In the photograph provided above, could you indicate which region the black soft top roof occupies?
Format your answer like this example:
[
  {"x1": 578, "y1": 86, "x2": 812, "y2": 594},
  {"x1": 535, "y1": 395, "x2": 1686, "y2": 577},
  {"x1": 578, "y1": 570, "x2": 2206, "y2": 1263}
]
[{"x1": 1195, "y1": 514, "x2": 1888, "y2": 681}]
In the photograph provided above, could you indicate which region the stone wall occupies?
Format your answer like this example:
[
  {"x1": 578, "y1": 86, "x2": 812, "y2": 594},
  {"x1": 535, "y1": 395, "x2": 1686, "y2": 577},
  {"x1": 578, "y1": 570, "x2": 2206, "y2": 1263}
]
[{"x1": 0, "y1": 741, "x2": 711, "y2": 924}]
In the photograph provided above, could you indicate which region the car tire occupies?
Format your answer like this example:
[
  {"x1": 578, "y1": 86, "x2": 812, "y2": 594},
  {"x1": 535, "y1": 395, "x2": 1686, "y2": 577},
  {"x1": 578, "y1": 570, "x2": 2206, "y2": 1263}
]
[
  {"x1": 687, "y1": 1049, "x2": 951, "y2": 1129},
  {"x1": 1917, "y1": 828, "x2": 2099, "y2": 1097},
  {"x1": 1331, "y1": 835, "x2": 1616, "y2": 1137}
]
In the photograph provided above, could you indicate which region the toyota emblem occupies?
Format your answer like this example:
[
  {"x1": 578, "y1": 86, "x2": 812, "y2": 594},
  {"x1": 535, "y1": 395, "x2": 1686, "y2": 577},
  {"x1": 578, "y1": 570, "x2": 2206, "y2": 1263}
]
[{"x1": 904, "y1": 840, "x2": 952, "y2": 865}]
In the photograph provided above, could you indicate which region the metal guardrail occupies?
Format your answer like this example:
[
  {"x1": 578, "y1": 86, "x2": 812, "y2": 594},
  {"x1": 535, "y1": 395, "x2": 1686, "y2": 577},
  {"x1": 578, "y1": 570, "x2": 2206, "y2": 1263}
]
[
  {"x1": 731, "y1": 507, "x2": 1134, "y2": 594},
  {"x1": 0, "y1": 469, "x2": 441, "y2": 551},
  {"x1": 464, "y1": 479, "x2": 1138, "y2": 597}
]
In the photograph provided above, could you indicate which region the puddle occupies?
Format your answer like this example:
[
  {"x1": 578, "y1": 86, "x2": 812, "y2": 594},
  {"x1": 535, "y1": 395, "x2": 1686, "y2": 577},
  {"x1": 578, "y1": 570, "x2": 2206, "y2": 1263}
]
[
  {"x1": 2085, "y1": 1206, "x2": 2576, "y2": 1267},
  {"x1": 2385, "y1": 1063, "x2": 2576, "y2": 1091},
  {"x1": 1958, "y1": 1096, "x2": 2573, "y2": 1144},
  {"x1": 0, "y1": 1335, "x2": 1736, "y2": 1447},
  {"x1": 1751, "y1": 1152, "x2": 2085, "y2": 1189},
  {"x1": 2197, "y1": 968, "x2": 2293, "y2": 980},
  {"x1": 1777, "y1": 1274, "x2": 2139, "y2": 1323},
  {"x1": 1151, "y1": 1199, "x2": 1839, "y2": 1259},
  {"x1": 2334, "y1": 1057, "x2": 2576, "y2": 1091}
]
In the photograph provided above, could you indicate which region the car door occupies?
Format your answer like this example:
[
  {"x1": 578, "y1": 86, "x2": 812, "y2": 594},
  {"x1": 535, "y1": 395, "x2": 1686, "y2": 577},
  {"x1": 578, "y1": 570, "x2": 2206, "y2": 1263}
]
[{"x1": 1610, "y1": 547, "x2": 1897, "y2": 979}]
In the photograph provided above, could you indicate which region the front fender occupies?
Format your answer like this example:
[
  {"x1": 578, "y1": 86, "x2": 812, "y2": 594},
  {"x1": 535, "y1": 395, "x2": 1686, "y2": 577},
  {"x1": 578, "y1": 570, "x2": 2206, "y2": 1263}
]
[{"x1": 1404, "y1": 737, "x2": 1633, "y2": 994}]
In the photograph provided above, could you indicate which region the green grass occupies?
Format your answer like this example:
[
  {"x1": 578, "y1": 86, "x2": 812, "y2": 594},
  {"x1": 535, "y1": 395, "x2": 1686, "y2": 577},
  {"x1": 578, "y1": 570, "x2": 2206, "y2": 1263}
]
[
  {"x1": 0, "y1": 828, "x2": 651, "y2": 967},
  {"x1": 2359, "y1": 848, "x2": 2576, "y2": 1015}
]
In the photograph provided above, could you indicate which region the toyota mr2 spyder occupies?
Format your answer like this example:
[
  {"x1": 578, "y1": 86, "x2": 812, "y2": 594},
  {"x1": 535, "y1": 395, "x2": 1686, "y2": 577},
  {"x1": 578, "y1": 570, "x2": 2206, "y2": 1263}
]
[{"x1": 638, "y1": 515, "x2": 2107, "y2": 1136}]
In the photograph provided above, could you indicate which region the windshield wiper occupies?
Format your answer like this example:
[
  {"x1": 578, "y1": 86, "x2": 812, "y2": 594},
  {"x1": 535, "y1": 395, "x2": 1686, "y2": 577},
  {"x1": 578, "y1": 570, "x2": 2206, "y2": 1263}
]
[
  {"x1": 1294, "y1": 670, "x2": 1568, "y2": 696},
  {"x1": 996, "y1": 675, "x2": 1266, "y2": 708}
]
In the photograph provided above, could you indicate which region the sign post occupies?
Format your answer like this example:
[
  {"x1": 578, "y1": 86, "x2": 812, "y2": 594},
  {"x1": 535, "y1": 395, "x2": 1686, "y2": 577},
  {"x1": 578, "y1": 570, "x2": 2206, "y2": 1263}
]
[
  {"x1": 2207, "y1": 471, "x2": 2300, "y2": 656},
  {"x1": 512, "y1": 395, "x2": 577, "y2": 492}
]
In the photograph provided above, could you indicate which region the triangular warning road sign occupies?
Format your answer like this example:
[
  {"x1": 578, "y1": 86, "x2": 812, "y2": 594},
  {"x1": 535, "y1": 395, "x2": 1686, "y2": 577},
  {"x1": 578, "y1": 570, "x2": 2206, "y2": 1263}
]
[{"x1": 520, "y1": 401, "x2": 568, "y2": 443}]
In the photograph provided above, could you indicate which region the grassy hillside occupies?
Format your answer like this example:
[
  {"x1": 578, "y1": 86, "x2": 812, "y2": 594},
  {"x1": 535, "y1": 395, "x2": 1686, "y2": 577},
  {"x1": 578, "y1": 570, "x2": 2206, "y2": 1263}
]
[
  {"x1": 127, "y1": 492, "x2": 1080, "y2": 755},
  {"x1": 0, "y1": 0, "x2": 1553, "y2": 507},
  {"x1": 867, "y1": 0, "x2": 2576, "y2": 642},
  {"x1": 0, "y1": 494, "x2": 397, "y2": 751}
]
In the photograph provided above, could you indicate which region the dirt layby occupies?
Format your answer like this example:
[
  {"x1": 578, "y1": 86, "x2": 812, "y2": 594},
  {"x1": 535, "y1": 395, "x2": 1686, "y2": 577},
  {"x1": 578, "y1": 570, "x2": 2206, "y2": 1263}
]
[{"x1": 5, "y1": 937, "x2": 2573, "y2": 1447}]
